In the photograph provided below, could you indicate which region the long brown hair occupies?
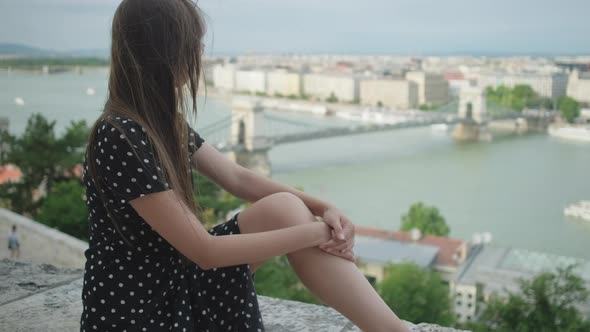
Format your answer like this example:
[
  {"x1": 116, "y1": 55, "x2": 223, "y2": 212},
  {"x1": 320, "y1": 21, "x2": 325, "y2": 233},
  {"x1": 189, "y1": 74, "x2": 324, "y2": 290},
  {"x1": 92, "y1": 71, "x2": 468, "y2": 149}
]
[{"x1": 87, "y1": 0, "x2": 206, "y2": 238}]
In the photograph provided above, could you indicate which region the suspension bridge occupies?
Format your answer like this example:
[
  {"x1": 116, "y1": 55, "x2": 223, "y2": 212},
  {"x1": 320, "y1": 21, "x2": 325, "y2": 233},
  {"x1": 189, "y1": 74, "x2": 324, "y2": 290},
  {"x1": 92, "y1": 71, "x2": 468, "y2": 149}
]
[{"x1": 198, "y1": 89, "x2": 554, "y2": 152}]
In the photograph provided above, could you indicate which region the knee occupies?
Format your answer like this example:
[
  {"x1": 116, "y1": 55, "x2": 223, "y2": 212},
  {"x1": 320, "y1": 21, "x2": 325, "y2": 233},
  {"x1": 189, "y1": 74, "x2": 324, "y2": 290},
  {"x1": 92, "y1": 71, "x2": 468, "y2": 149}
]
[
  {"x1": 264, "y1": 192, "x2": 312, "y2": 223},
  {"x1": 266, "y1": 192, "x2": 305, "y2": 209}
]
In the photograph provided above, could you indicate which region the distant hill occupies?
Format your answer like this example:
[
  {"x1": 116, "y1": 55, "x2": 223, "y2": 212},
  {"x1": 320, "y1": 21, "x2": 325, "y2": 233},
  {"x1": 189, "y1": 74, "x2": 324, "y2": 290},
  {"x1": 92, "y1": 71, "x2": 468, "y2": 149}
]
[
  {"x1": 0, "y1": 43, "x2": 54, "y2": 57},
  {"x1": 0, "y1": 43, "x2": 108, "y2": 58}
]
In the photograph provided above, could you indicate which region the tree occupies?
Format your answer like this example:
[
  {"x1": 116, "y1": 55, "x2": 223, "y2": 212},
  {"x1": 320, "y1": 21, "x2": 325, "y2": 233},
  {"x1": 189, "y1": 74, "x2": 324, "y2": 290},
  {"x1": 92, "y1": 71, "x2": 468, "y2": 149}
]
[
  {"x1": 37, "y1": 180, "x2": 88, "y2": 240},
  {"x1": 400, "y1": 202, "x2": 450, "y2": 237},
  {"x1": 378, "y1": 263, "x2": 454, "y2": 326},
  {"x1": 470, "y1": 265, "x2": 590, "y2": 332},
  {"x1": 538, "y1": 97, "x2": 555, "y2": 110},
  {"x1": 253, "y1": 256, "x2": 319, "y2": 305},
  {"x1": 486, "y1": 85, "x2": 544, "y2": 112},
  {"x1": 326, "y1": 92, "x2": 338, "y2": 103},
  {"x1": 0, "y1": 114, "x2": 88, "y2": 215},
  {"x1": 558, "y1": 96, "x2": 580, "y2": 123}
]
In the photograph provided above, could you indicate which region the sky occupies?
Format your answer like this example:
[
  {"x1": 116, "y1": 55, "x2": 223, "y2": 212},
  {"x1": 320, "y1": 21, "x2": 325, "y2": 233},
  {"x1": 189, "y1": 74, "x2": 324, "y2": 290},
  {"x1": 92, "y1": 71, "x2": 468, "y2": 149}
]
[{"x1": 0, "y1": 0, "x2": 589, "y2": 55}]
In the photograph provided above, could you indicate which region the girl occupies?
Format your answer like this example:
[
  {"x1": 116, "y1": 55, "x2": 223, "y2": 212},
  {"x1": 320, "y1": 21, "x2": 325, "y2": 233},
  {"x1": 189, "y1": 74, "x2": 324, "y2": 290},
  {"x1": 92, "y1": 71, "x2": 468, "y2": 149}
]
[{"x1": 81, "y1": 0, "x2": 410, "y2": 331}]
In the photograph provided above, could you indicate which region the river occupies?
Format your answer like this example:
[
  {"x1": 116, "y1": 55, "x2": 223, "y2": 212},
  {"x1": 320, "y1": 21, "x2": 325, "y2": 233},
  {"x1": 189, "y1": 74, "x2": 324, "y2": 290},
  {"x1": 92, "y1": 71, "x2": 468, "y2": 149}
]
[{"x1": 2, "y1": 69, "x2": 589, "y2": 259}]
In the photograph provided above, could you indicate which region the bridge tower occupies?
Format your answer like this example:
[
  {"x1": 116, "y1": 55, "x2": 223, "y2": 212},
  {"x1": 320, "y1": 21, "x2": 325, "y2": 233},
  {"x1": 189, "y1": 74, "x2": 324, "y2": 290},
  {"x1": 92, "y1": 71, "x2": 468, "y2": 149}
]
[
  {"x1": 452, "y1": 87, "x2": 492, "y2": 142},
  {"x1": 230, "y1": 98, "x2": 271, "y2": 152},
  {"x1": 228, "y1": 98, "x2": 272, "y2": 177}
]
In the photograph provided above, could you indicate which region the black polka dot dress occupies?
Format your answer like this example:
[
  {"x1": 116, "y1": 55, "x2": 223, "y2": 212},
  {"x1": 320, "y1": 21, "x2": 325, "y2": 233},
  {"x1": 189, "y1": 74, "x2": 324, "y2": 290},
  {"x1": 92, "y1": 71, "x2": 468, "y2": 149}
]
[{"x1": 80, "y1": 115, "x2": 264, "y2": 331}]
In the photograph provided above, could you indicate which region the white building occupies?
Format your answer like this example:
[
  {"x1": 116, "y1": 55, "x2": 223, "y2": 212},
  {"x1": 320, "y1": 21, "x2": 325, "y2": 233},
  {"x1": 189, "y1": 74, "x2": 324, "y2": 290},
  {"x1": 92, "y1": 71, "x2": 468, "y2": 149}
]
[
  {"x1": 235, "y1": 69, "x2": 267, "y2": 94},
  {"x1": 567, "y1": 71, "x2": 590, "y2": 104},
  {"x1": 405, "y1": 71, "x2": 450, "y2": 106},
  {"x1": 477, "y1": 72, "x2": 568, "y2": 99},
  {"x1": 360, "y1": 79, "x2": 418, "y2": 109},
  {"x1": 212, "y1": 64, "x2": 236, "y2": 90},
  {"x1": 266, "y1": 70, "x2": 302, "y2": 97},
  {"x1": 303, "y1": 73, "x2": 360, "y2": 102}
]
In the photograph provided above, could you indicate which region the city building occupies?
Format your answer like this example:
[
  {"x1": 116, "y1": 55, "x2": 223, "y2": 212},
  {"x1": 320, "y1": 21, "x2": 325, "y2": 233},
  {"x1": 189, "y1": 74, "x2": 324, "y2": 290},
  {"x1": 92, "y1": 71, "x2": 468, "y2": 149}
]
[
  {"x1": 212, "y1": 63, "x2": 236, "y2": 90},
  {"x1": 567, "y1": 71, "x2": 590, "y2": 105},
  {"x1": 405, "y1": 71, "x2": 450, "y2": 106},
  {"x1": 266, "y1": 70, "x2": 302, "y2": 97},
  {"x1": 0, "y1": 165, "x2": 22, "y2": 185},
  {"x1": 444, "y1": 73, "x2": 474, "y2": 97},
  {"x1": 235, "y1": 69, "x2": 268, "y2": 94},
  {"x1": 359, "y1": 78, "x2": 418, "y2": 109},
  {"x1": 355, "y1": 226, "x2": 468, "y2": 282},
  {"x1": 354, "y1": 235, "x2": 439, "y2": 284},
  {"x1": 303, "y1": 73, "x2": 360, "y2": 102},
  {"x1": 477, "y1": 72, "x2": 568, "y2": 99},
  {"x1": 450, "y1": 245, "x2": 590, "y2": 323}
]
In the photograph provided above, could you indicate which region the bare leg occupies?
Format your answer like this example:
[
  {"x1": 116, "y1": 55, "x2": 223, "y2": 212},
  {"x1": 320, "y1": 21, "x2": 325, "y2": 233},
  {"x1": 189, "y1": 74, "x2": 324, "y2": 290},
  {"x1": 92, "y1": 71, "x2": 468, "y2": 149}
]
[{"x1": 237, "y1": 192, "x2": 410, "y2": 332}]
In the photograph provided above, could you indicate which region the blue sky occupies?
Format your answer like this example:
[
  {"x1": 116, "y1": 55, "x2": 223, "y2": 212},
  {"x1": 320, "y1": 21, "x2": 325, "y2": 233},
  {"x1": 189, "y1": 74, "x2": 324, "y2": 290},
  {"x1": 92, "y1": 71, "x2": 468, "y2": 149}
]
[{"x1": 1, "y1": 0, "x2": 589, "y2": 55}]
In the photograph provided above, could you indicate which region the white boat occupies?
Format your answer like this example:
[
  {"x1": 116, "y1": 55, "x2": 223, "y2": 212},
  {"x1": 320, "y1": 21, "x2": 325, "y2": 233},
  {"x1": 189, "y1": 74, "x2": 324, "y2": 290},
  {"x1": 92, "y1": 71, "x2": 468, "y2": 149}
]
[
  {"x1": 548, "y1": 125, "x2": 590, "y2": 143},
  {"x1": 564, "y1": 201, "x2": 590, "y2": 222},
  {"x1": 86, "y1": 87, "x2": 96, "y2": 96},
  {"x1": 14, "y1": 97, "x2": 25, "y2": 106},
  {"x1": 430, "y1": 123, "x2": 448, "y2": 132}
]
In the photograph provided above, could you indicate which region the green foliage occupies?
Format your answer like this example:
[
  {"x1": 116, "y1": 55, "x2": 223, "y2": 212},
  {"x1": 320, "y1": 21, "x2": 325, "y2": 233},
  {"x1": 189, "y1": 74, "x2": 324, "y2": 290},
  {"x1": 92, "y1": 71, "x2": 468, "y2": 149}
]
[
  {"x1": 326, "y1": 92, "x2": 338, "y2": 103},
  {"x1": 37, "y1": 180, "x2": 88, "y2": 240},
  {"x1": 486, "y1": 84, "x2": 552, "y2": 112},
  {"x1": 255, "y1": 91, "x2": 267, "y2": 97},
  {"x1": 400, "y1": 202, "x2": 450, "y2": 237},
  {"x1": 377, "y1": 101, "x2": 384, "y2": 108},
  {"x1": 470, "y1": 265, "x2": 590, "y2": 332},
  {"x1": 0, "y1": 114, "x2": 88, "y2": 215},
  {"x1": 273, "y1": 92, "x2": 284, "y2": 98},
  {"x1": 378, "y1": 263, "x2": 454, "y2": 326},
  {"x1": 538, "y1": 97, "x2": 555, "y2": 110},
  {"x1": 253, "y1": 256, "x2": 319, "y2": 305},
  {"x1": 192, "y1": 173, "x2": 246, "y2": 228},
  {"x1": 558, "y1": 96, "x2": 581, "y2": 123},
  {"x1": 419, "y1": 104, "x2": 440, "y2": 111}
]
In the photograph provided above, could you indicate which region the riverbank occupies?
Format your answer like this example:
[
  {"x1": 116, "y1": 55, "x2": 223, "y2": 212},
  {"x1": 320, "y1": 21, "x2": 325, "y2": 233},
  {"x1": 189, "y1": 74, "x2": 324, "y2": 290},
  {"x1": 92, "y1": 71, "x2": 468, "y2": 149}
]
[
  {"x1": 0, "y1": 57, "x2": 109, "y2": 74},
  {"x1": 200, "y1": 86, "x2": 450, "y2": 126}
]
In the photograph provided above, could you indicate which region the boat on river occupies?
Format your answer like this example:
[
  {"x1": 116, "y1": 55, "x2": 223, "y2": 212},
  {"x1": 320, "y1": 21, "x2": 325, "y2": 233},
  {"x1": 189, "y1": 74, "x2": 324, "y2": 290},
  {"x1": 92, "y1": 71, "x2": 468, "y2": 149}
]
[
  {"x1": 549, "y1": 125, "x2": 590, "y2": 143},
  {"x1": 564, "y1": 201, "x2": 590, "y2": 222}
]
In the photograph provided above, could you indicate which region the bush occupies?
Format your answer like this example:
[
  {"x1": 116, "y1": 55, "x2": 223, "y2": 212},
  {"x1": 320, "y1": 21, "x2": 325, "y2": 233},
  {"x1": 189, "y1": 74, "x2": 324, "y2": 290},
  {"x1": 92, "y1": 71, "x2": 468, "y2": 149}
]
[{"x1": 37, "y1": 180, "x2": 88, "y2": 240}]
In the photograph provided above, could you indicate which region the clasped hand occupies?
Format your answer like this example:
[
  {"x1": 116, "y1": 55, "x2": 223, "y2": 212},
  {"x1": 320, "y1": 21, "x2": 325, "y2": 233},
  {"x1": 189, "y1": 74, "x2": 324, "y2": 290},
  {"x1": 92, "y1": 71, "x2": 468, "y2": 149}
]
[{"x1": 317, "y1": 207, "x2": 356, "y2": 262}]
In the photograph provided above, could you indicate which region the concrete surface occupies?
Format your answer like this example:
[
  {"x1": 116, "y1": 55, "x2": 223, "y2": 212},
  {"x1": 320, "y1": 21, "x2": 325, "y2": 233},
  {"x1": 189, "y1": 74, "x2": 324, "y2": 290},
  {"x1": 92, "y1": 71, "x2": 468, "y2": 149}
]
[{"x1": 0, "y1": 260, "x2": 467, "y2": 332}]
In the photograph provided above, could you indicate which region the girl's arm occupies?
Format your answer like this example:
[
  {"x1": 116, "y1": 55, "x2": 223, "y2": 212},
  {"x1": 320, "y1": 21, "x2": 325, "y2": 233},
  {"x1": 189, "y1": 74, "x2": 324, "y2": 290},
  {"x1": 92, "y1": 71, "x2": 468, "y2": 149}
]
[
  {"x1": 130, "y1": 190, "x2": 332, "y2": 270},
  {"x1": 192, "y1": 144, "x2": 335, "y2": 216}
]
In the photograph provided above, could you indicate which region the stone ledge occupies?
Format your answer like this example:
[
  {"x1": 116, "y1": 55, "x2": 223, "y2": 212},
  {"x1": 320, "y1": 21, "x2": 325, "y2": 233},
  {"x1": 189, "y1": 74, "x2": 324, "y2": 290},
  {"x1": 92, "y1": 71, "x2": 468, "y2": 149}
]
[
  {"x1": 0, "y1": 260, "x2": 467, "y2": 332},
  {"x1": 0, "y1": 208, "x2": 87, "y2": 268}
]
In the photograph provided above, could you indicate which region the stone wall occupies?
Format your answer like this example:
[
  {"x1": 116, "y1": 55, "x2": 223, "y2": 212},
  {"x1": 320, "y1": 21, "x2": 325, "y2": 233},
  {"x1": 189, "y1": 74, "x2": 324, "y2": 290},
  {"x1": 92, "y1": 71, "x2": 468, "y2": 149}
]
[
  {"x1": 0, "y1": 260, "x2": 467, "y2": 332},
  {"x1": 0, "y1": 208, "x2": 87, "y2": 268},
  {"x1": 0, "y1": 209, "x2": 467, "y2": 331}
]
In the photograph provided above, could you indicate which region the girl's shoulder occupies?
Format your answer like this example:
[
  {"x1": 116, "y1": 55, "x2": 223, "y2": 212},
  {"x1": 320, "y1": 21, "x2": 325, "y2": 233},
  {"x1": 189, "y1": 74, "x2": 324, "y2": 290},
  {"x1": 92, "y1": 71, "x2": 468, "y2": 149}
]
[
  {"x1": 92, "y1": 115, "x2": 150, "y2": 149},
  {"x1": 96, "y1": 115, "x2": 145, "y2": 136}
]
